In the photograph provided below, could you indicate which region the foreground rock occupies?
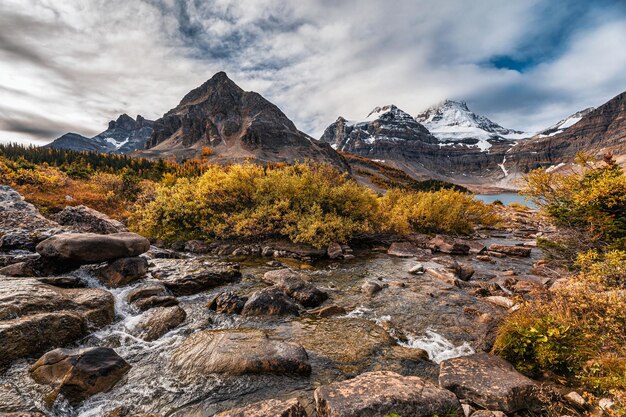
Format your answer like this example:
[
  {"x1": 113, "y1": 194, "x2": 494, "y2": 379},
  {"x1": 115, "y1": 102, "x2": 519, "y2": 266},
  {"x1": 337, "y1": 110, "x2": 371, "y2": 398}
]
[
  {"x1": 131, "y1": 306, "x2": 186, "y2": 341},
  {"x1": 150, "y1": 259, "x2": 241, "y2": 296},
  {"x1": 241, "y1": 287, "x2": 300, "y2": 316},
  {"x1": 0, "y1": 278, "x2": 115, "y2": 366},
  {"x1": 36, "y1": 232, "x2": 150, "y2": 264},
  {"x1": 207, "y1": 291, "x2": 248, "y2": 314},
  {"x1": 51, "y1": 205, "x2": 127, "y2": 234},
  {"x1": 30, "y1": 347, "x2": 130, "y2": 404},
  {"x1": 387, "y1": 242, "x2": 430, "y2": 258},
  {"x1": 92, "y1": 256, "x2": 148, "y2": 287},
  {"x1": 171, "y1": 329, "x2": 311, "y2": 377},
  {"x1": 263, "y1": 269, "x2": 328, "y2": 307},
  {"x1": 215, "y1": 398, "x2": 307, "y2": 417},
  {"x1": 487, "y1": 244, "x2": 532, "y2": 257},
  {"x1": 439, "y1": 353, "x2": 541, "y2": 412},
  {"x1": 315, "y1": 371, "x2": 462, "y2": 417}
]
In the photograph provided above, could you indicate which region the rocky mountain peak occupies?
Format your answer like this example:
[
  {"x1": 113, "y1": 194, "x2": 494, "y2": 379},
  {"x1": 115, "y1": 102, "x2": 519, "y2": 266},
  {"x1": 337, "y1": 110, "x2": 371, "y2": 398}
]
[
  {"x1": 536, "y1": 107, "x2": 596, "y2": 137},
  {"x1": 140, "y1": 72, "x2": 346, "y2": 169}
]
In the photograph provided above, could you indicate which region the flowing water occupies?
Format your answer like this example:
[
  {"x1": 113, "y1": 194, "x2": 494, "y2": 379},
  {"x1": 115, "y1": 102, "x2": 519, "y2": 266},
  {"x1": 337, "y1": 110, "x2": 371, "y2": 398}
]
[{"x1": 0, "y1": 239, "x2": 540, "y2": 417}]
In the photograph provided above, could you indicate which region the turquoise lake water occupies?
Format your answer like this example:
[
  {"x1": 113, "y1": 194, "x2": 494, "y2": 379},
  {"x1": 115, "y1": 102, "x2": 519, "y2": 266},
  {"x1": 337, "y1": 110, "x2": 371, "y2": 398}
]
[{"x1": 474, "y1": 193, "x2": 536, "y2": 208}]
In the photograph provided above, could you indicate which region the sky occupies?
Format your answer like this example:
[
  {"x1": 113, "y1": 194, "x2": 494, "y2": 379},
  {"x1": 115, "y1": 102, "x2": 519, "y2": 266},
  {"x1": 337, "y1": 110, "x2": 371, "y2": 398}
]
[{"x1": 1, "y1": 0, "x2": 626, "y2": 145}]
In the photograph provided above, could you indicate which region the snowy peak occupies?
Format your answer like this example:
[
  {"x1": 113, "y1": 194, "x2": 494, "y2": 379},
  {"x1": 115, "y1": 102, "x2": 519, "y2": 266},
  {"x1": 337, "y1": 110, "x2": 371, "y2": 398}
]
[
  {"x1": 416, "y1": 99, "x2": 522, "y2": 136},
  {"x1": 537, "y1": 107, "x2": 595, "y2": 137},
  {"x1": 415, "y1": 99, "x2": 527, "y2": 151}
]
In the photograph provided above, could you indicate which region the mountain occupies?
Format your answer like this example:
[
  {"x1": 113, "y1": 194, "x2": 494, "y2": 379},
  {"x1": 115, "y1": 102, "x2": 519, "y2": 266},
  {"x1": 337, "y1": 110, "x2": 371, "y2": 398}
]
[
  {"x1": 415, "y1": 100, "x2": 527, "y2": 151},
  {"x1": 46, "y1": 114, "x2": 153, "y2": 154},
  {"x1": 536, "y1": 107, "x2": 595, "y2": 137},
  {"x1": 320, "y1": 104, "x2": 516, "y2": 188},
  {"x1": 139, "y1": 72, "x2": 346, "y2": 169},
  {"x1": 320, "y1": 105, "x2": 437, "y2": 152},
  {"x1": 506, "y1": 91, "x2": 626, "y2": 175}
]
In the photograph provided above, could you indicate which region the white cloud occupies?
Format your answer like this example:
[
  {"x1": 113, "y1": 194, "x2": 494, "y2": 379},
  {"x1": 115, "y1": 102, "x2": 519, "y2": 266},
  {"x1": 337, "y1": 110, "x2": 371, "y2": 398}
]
[{"x1": 0, "y1": 0, "x2": 624, "y2": 144}]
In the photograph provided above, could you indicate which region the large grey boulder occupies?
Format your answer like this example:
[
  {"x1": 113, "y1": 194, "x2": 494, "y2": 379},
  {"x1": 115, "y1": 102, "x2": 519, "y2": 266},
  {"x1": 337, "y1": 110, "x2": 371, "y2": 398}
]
[
  {"x1": 150, "y1": 258, "x2": 241, "y2": 296},
  {"x1": 439, "y1": 353, "x2": 541, "y2": 412},
  {"x1": 0, "y1": 278, "x2": 114, "y2": 367},
  {"x1": 314, "y1": 370, "x2": 462, "y2": 417},
  {"x1": 30, "y1": 347, "x2": 130, "y2": 404},
  {"x1": 36, "y1": 232, "x2": 150, "y2": 264},
  {"x1": 171, "y1": 329, "x2": 311, "y2": 378},
  {"x1": 51, "y1": 205, "x2": 127, "y2": 234}
]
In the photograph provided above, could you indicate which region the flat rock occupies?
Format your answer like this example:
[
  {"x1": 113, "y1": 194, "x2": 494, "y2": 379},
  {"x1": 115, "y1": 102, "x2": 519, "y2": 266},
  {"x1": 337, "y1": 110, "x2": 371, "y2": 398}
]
[
  {"x1": 150, "y1": 259, "x2": 240, "y2": 296},
  {"x1": 30, "y1": 347, "x2": 130, "y2": 404},
  {"x1": 387, "y1": 242, "x2": 430, "y2": 258},
  {"x1": 131, "y1": 306, "x2": 186, "y2": 341},
  {"x1": 241, "y1": 287, "x2": 300, "y2": 316},
  {"x1": 215, "y1": 398, "x2": 307, "y2": 417},
  {"x1": 263, "y1": 269, "x2": 327, "y2": 307},
  {"x1": 439, "y1": 352, "x2": 541, "y2": 412},
  {"x1": 50, "y1": 205, "x2": 127, "y2": 234},
  {"x1": 36, "y1": 232, "x2": 150, "y2": 264},
  {"x1": 171, "y1": 329, "x2": 311, "y2": 377},
  {"x1": 487, "y1": 244, "x2": 532, "y2": 257},
  {"x1": 429, "y1": 235, "x2": 470, "y2": 255},
  {"x1": 134, "y1": 295, "x2": 179, "y2": 311},
  {"x1": 0, "y1": 278, "x2": 115, "y2": 366},
  {"x1": 314, "y1": 371, "x2": 462, "y2": 417}
]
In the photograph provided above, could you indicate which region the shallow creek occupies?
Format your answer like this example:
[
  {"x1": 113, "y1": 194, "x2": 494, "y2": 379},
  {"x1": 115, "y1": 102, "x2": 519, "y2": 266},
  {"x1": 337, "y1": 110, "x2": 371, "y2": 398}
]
[{"x1": 0, "y1": 236, "x2": 541, "y2": 417}]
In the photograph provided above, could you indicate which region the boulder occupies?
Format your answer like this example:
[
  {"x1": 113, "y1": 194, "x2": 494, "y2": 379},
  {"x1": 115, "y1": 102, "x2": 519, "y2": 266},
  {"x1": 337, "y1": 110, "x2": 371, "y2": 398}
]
[
  {"x1": 409, "y1": 263, "x2": 425, "y2": 274},
  {"x1": 171, "y1": 329, "x2": 311, "y2": 377},
  {"x1": 215, "y1": 398, "x2": 307, "y2": 417},
  {"x1": 387, "y1": 242, "x2": 430, "y2": 258},
  {"x1": 487, "y1": 244, "x2": 532, "y2": 257},
  {"x1": 0, "y1": 278, "x2": 115, "y2": 366},
  {"x1": 50, "y1": 205, "x2": 127, "y2": 234},
  {"x1": 150, "y1": 259, "x2": 241, "y2": 296},
  {"x1": 314, "y1": 371, "x2": 462, "y2": 417},
  {"x1": 439, "y1": 353, "x2": 541, "y2": 412},
  {"x1": 207, "y1": 291, "x2": 248, "y2": 314},
  {"x1": 429, "y1": 235, "x2": 470, "y2": 255},
  {"x1": 484, "y1": 296, "x2": 515, "y2": 309},
  {"x1": 134, "y1": 295, "x2": 179, "y2": 312},
  {"x1": 241, "y1": 287, "x2": 300, "y2": 317},
  {"x1": 30, "y1": 347, "x2": 130, "y2": 404},
  {"x1": 126, "y1": 283, "x2": 168, "y2": 304},
  {"x1": 327, "y1": 242, "x2": 343, "y2": 260},
  {"x1": 262, "y1": 269, "x2": 328, "y2": 307},
  {"x1": 307, "y1": 305, "x2": 347, "y2": 318},
  {"x1": 92, "y1": 257, "x2": 148, "y2": 287},
  {"x1": 0, "y1": 186, "x2": 59, "y2": 233},
  {"x1": 361, "y1": 281, "x2": 384, "y2": 296},
  {"x1": 131, "y1": 306, "x2": 186, "y2": 341},
  {"x1": 36, "y1": 233, "x2": 150, "y2": 265}
]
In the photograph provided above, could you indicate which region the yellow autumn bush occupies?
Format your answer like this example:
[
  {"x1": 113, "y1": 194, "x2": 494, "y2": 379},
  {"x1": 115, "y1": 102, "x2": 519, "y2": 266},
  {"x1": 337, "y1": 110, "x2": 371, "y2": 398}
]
[
  {"x1": 129, "y1": 163, "x2": 496, "y2": 247},
  {"x1": 380, "y1": 188, "x2": 498, "y2": 235}
]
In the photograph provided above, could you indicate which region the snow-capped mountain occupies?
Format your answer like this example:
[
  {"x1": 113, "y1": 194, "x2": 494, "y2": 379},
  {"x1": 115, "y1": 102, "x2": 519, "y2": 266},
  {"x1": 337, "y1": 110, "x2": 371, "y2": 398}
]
[
  {"x1": 415, "y1": 100, "x2": 527, "y2": 151},
  {"x1": 320, "y1": 104, "x2": 436, "y2": 152},
  {"x1": 536, "y1": 107, "x2": 595, "y2": 137},
  {"x1": 46, "y1": 114, "x2": 153, "y2": 154}
]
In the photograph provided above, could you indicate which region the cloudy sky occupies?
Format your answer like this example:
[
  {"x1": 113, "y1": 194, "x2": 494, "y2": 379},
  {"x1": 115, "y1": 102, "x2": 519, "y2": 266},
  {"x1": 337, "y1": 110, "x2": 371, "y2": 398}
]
[{"x1": 1, "y1": 0, "x2": 626, "y2": 145}]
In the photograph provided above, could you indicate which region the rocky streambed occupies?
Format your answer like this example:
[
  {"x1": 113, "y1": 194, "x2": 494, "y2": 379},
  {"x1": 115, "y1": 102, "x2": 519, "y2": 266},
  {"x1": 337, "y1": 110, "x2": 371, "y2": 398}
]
[{"x1": 0, "y1": 186, "x2": 565, "y2": 417}]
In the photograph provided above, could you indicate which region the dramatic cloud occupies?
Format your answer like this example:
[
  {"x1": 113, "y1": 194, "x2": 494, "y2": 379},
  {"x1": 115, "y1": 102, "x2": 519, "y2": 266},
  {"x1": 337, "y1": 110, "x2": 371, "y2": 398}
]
[{"x1": 1, "y1": 0, "x2": 625, "y2": 144}]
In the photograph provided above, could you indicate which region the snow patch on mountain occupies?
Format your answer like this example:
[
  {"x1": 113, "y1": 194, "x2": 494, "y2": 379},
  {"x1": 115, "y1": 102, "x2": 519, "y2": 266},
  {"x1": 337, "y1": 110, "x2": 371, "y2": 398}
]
[
  {"x1": 537, "y1": 107, "x2": 595, "y2": 137},
  {"x1": 415, "y1": 100, "x2": 528, "y2": 151}
]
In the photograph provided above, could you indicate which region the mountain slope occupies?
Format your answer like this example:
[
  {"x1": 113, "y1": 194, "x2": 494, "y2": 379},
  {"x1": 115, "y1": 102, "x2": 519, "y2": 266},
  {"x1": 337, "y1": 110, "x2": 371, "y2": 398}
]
[
  {"x1": 506, "y1": 91, "x2": 626, "y2": 175},
  {"x1": 415, "y1": 100, "x2": 527, "y2": 151},
  {"x1": 46, "y1": 114, "x2": 153, "y2": 154},
  {"x1": 140, "y1": 72, "x2": 346, "y2": 169},
  {"x1": 536, "y1": 107, "x2": 595, "y2": 137}
]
